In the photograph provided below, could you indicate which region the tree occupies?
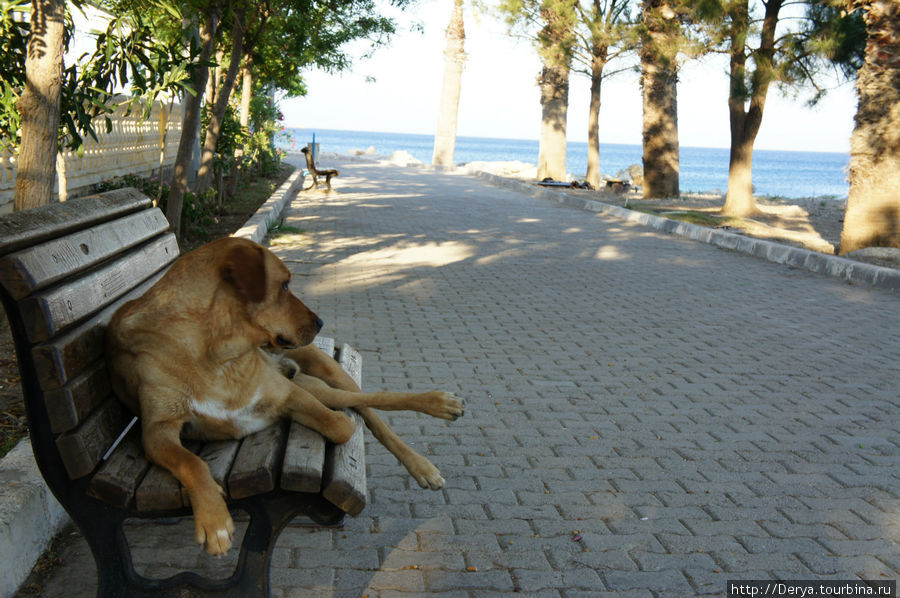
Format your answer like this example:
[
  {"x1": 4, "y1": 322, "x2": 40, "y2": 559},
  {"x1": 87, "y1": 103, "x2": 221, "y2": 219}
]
[
  {"x1": 839, "y1": 0, "x2": 900, "y2": 253},
  {"x1": 572, "y1": 0, "x2": 635, "y2": 189},
  {"x1": 497, "y1": 0, "x2": 578, "y2": 180},
  {"x1": 195, "y1": 4, "x2": 249, "y2": 193},
  {"x1": 639, "y1": 0, "x2": 684, "y2": 198},
  {"x1": 536, "y1": 1, "x2": 577, "y2": 180},
  {"x1": 166, "y1": 4, "x2": 223, "y2": 238},
  {"x1": 13, "y1": 0, "x2": 65, "y2": 211},
  {"x1": 432, "y1": 0, "x2": 466, "y2": 168},
  {"x1": 691, "y1": 0, "x2": 864, "y2": 217}
]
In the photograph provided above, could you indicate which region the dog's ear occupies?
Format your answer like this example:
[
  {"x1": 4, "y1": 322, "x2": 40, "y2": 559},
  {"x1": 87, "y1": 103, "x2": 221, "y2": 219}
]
[{"x1": 221, "y1": 243, "x2": 267, "y2": 303}]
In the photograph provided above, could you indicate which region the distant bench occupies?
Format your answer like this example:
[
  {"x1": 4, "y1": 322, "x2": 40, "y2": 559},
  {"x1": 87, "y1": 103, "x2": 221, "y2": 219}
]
[
  {"x1": 300, "y1": 146, "x2": 339, "y2": 191},
  {"x1": 0, "y1": 189, "x2": 366, "y2": 597}
]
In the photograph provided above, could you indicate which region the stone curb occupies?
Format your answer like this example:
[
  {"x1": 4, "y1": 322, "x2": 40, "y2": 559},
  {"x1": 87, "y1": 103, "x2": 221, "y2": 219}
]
[
  {"x1": 467, "y1": 169, "x2": 900, "y2": 291},
  {"x1": 233, "y1": 167, "x2": 306, "y2": 242},
  {"x1": 0, "y1": 167, "x2": 303, "y2": 598}
]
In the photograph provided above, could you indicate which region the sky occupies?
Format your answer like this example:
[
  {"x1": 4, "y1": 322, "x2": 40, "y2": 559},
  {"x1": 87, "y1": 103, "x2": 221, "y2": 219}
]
[{"x1": 280, "y1": 0, "x2": 857, "y2": 154}]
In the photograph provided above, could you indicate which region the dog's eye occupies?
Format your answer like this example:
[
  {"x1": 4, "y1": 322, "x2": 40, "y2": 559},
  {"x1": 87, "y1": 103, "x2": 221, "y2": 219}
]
[{"x1": 281, "y1": 281, "x2": 290, "y2": 291}]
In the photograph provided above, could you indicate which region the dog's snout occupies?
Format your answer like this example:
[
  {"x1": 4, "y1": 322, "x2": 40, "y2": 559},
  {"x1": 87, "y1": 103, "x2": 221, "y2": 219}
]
[{"x1": 315, "y1": 317, "x2": 324, "y2": 333}]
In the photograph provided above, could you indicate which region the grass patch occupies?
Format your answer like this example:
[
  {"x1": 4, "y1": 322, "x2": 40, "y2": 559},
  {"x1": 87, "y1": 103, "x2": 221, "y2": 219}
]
[{"x1": 661, "y1": 210, "x2": 724, "y2": 226}]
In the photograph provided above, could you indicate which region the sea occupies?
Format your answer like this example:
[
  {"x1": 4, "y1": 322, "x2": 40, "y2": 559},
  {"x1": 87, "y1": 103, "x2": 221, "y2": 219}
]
[{"x1": 281, "y1": 127, "x2": 850, "y2": 200}]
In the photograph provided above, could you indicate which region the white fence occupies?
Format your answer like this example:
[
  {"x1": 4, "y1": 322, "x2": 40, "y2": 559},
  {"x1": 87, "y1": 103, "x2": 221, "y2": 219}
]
[{"x1": 0, "y1": 100, "x2": 183, "y2": 214}]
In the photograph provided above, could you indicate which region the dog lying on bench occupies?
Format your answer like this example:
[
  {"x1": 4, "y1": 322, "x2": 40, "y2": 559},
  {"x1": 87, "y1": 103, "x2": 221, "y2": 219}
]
[
  {"x1": 106, "y1": 237, "x2": 464, "y2": 555},
  {"x1": 300, "y1": 146, "x2": 339, "y2": 191}
]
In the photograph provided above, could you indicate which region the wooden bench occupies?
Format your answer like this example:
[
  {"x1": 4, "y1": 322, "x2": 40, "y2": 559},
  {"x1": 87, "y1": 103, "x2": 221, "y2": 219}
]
[
  {"x1": 300, "y1": 146, "x2": 339, "y2": 191},
  {"x1": 0, "y1": 189, "x2": 367, "y2": 597}
]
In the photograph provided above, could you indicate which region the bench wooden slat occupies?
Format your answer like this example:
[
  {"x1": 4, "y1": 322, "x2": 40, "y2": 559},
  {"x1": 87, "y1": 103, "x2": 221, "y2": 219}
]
[
  {"x1": 321, "y1": 344, "x2": 367, "y2": 515},
  {"x1": 87, "y1": 429, "x2": 150, "y2": 508},
  {"x1": 0, "y1": 188, "x2": 151, "y2": 256},
  {"x1": 322, "y1": 410, "x2": 367, "y2": 516},
  {"x1": 184, "y1": 439, "x2": 241, "y2": 505},
  {"x1": 136, "y1": 464, "x2": 185, "y2": 511},
  {"x1": 31, "y1": 269, "x2": 168, "y2": 390},
  {"x1": 228, "y1": 422, "x2": 288, "y2": 499},
  {"x1": 281, "y1": 422, "x2": 326, "y2": 492},
  {"x1": 0, "y1": 210, "x2": 170, "y2": 300},
  {"x1": 20, "y1": 233, "x2": 178, "y2": 343},
  {"x1": 54, "y1": 398, "x2": 132, "y2": 479},
  {"x1": 44, "y1": 359, "x2": 111, "y2": 434}
]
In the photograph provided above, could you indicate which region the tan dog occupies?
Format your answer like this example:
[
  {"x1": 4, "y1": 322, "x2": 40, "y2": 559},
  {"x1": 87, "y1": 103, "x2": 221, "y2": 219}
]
[{"x1": 106, "y1": 237, "x2": 464, "y2": 555}]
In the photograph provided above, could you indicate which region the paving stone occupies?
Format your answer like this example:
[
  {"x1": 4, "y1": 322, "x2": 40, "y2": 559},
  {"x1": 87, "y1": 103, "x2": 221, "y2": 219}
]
[{"x1": 20, "y1": 158, "x2": 900, "y2": 598}]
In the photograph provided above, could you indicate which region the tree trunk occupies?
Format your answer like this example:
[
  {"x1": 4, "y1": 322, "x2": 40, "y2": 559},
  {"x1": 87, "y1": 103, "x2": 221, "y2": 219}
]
[
  {"x1": 536, "y1": 1, "x2": 575, "y2": 182},
  {"x1": 432, "y1": 0, "x2": 466, "y2": 168},
  {"x1": 840, "y1": 0, "x2": 900, "y2": 254},
  {"x1": 585, "y1": 49, "x2": 607, "y2": 189},
  {"x1": 640, "y1": 0, "x2": 679, "y2": 199},
  {"x1": 537, "y1": 63, "x2": 570, "y2": 181},
  {"x1": 14, "y1": 0, "x2": 65, "y2": 212},
  {"x1": 196, "y1": 6, "x2": 246, "y2": 194},
  {"x1": 721, "y1": 0, "x2": 782, "y2": 217},
  {"x1": 167, "y1": 8, "x2": 221, "y2": 237},
  {"x1": 229, "y1": 60, "x2": 253, "y2": 197}
]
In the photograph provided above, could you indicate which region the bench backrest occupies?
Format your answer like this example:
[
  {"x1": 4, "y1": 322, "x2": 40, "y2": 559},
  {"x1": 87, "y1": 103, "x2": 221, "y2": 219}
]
[{"x1": 0, "y1": 189, "x2": 178, "y2": 485}]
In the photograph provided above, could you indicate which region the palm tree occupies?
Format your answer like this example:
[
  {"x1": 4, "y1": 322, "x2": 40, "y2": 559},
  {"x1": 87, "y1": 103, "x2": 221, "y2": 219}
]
[
  {"x1": 840, "y1": 0, "x2": 900, "y2": 253},
  {"x1": 433, "y1": 0, "x2": 467, "y2": 167},
  {"x1": 639, "y1": 0, "x2": 681, "y2": 198}
]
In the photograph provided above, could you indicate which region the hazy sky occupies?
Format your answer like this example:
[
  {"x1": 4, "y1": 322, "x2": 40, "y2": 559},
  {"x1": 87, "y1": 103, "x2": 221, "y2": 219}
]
[{"x1": 281, "y1": 0, "x2": 857, "y2": 153}]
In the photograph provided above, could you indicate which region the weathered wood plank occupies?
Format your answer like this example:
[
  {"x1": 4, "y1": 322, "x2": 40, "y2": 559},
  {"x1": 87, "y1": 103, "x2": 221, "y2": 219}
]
[
  {"x1": 321, "y1": 343, "x2": 367, "y2": 515},
  {"x1": 135, "y1": 440, "x2": 201, "y2": 511},
  {"x1": 281, "y1": 422, "x2": 326, "y2": 493},
  {"x1": 322, "y1": 409, "x2": 367, "y2": 516},
  {"x1": 313, "y1": 336, "x2": 335, "y2": 358},
  {"x1": 182, "y1": 440, "x2": 241, "y2": 506},
  {"x1": 54, "y1": 399, "x2": 132, "y2": 479},
  {"x1": 0, "y1": 209, "x2": 170, "y2": 299},
  {"x1": 228, "y1": 422, "x2": 288, "y2": 500},
  {"x1": 31, "y1": 269, "x2": 168, "y2": 390},
  {"x1": 86, "y1": 428, "x2": 150, "y2": 508},
  {"x1": 135, "y1": 464, "x2": 184, "y2": 511},
  {"x1": 20, "y1": 233, "x2": 178, "y2": 343},
  {"x1": 0, "y1": 188, "x2": 151, "y2": 257},
  {"x1": 337, "y1": 343, "x2": 363, "y2": 387},
  {"x1": 43, "y1": 359, "x2": 111, "y2": 434}
]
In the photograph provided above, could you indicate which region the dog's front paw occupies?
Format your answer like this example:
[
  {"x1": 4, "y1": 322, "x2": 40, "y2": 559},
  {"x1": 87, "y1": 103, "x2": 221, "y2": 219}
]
[
  {"x1": 421, "y1": 391, "x2": 465, "y2": 421},
  {"x1": 192, "y1": 485, "x2": 235, "y2": 556},
  {"x1": 406, "y1": 454, "x2": 445, "y2": 490}
]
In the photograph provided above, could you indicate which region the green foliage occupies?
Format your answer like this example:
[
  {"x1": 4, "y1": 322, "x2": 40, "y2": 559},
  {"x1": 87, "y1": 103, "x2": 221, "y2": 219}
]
[
  {"x1": 244, "y1": 92, "x2": 288, "y2": 177},
  {"x1": 253, "y1": 0, "x2": 413, "y2": 98},
  {"x1": 685, "y1": 0, "x2": 865, "y2": 103},
  {"x1": 1, "y1": 0, "x2": 199, "y2": 154},
  {"x1": 93, "y1": 172, "x2": 216, "y2": 237},
  {"x1": 0, "y1": 0, "x2": 29, "y2": 152}
]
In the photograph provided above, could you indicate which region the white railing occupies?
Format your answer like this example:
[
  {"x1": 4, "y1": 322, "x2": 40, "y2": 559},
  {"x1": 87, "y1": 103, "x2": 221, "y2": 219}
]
[{"x1": 0, "y1": 100, "x2": 183, "y2": 213}]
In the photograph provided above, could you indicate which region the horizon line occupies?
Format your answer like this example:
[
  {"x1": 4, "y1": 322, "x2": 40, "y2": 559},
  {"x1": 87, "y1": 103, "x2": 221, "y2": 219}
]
[{"x1": 282, "y1": 125, "x2": 850, "y2": 156}]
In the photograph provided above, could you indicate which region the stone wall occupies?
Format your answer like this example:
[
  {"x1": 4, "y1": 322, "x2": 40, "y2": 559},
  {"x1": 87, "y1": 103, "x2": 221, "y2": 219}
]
[{"x1": 0, "y1": 100, "x2": 182, "y2": 214}]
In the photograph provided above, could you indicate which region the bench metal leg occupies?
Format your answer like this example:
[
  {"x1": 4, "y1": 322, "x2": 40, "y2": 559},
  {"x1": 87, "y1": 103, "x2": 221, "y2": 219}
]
[{"x1": 73, "y1": 493, "x2": 344, "y2": 598}]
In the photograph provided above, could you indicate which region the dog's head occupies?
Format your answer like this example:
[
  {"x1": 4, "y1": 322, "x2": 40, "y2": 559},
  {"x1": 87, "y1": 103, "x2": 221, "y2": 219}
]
[{"x1": 219, "y1": 239, "x2": 322, "y2": 349}]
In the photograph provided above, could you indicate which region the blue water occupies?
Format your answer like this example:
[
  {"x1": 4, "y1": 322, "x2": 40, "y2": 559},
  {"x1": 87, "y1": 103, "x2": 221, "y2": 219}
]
[{"x1": 282, "y1": 128, "x2": 849, "y2": 199}]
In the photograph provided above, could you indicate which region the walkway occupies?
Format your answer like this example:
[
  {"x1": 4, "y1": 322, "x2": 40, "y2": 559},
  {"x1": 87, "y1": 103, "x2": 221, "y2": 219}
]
[{"x1": 31, "y1": 157, "x2": 900, "y2": 597}]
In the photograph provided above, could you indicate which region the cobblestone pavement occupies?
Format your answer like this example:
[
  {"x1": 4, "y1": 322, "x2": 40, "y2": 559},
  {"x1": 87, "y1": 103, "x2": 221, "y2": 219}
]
[{"x1": 28, "y1": 158, "x2": 899, "y2": 597}]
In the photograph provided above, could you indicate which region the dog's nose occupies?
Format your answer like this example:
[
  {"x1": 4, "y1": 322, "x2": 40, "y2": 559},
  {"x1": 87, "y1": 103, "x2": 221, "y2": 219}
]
[{"x1": 315, "y1": 317, "x2": 324, "y2": 332}]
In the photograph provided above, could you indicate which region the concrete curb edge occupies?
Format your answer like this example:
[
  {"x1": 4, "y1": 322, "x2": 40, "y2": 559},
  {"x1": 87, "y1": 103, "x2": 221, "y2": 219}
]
[
  {"x1": 0, "y1": 166, "x2": 303, "y2": 598},
  {"x1": 467, "y1": 170, "x2": 900, "y2": 291}
]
